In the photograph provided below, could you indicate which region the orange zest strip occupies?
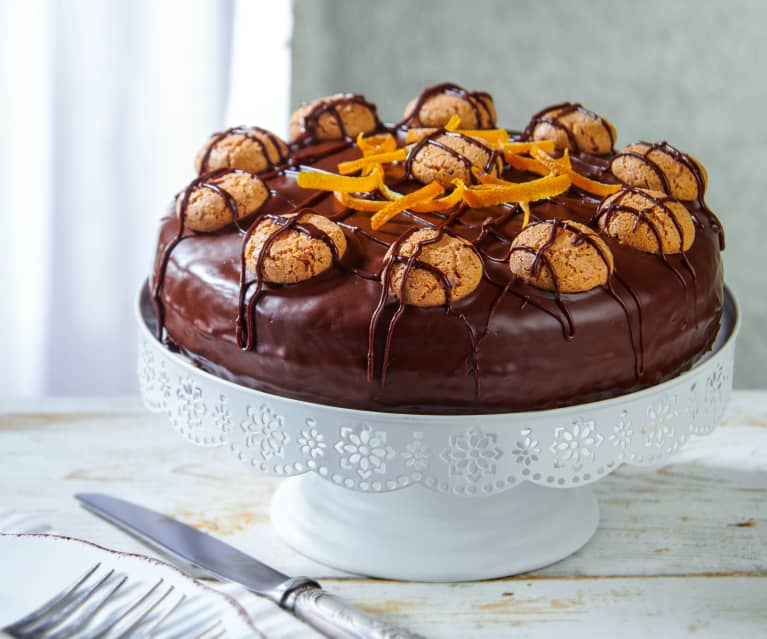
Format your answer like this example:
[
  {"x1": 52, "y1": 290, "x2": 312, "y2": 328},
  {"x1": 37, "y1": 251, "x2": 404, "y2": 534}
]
[
  {"x1": 370, "y1": 182, "x2": 445, "y2": 230},
  {"x1": 475, "y1": 171, "x2": 511, "y2": 186},
  {"x1": 444, "y1": 114, "x2": 462, "y2": 131},
  {"x1": 530, "y1": 147, "x2": 571, "y2": 175},
  {"x1": 404, "y1": 128, "x2": 436, "y2": 144},
  {"x1": 520, "y1": 201, "x2": 531, "y2": 227},
  {"x1": 411, "y1": 180, "x2": 466, "y2": 212},
  {"x1": 296, "y1": 167, "x2": 381, "y2": 193},
  {"x1": 463, "y1": 173, "x2": 571, "y2": 208},
  {"x1": 503, "y1": 139, "x2": 556, "y2": 155},
  {"x1": 505, "y1": 154, "x2": 549, "y2": 175},
  {"x1": 337, "y1": 149, "x2": 407, "y2": 175},
  {"x1": 378, "y1": 178, "x2": 404, "y2": 202},
  {"x1": 529, "y1": 148, "x2": 621, "y2": 196},
  {"x1": 457, "y1": 128, "x2": 510, "y2": 148},
  {"x1": 334, "y1": 191, "x2": 388, "y2": 212},
  {"x1": 569, "y1": 172, "x2": 622, "y2": 196},
  {"x1": 357, "y1": 132, "x2": 397, "y2": 156}
]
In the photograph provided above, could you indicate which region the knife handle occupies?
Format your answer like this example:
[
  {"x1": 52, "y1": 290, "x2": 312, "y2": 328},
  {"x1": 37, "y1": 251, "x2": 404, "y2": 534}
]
[{"x1": 284, "y1": 583, "x2": 427, "y2": 639}]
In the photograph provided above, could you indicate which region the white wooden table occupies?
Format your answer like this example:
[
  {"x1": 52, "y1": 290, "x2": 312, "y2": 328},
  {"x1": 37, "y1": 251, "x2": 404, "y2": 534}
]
[{"x1": 2, "y1": 391, "x2": 766, "y2": 638}]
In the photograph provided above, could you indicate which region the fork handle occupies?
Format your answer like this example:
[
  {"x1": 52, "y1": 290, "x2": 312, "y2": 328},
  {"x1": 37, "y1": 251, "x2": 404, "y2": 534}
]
[{"x1": 285, "y1": 584, "x2": 426, "y2": 639}]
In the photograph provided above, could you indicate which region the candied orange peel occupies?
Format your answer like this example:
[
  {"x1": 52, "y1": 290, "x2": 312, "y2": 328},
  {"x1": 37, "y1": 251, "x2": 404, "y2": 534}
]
[
  {"x1": 296, "y1": 121, "x2": 622, "y2": 229},
  {"x1": 531, "y1": 147, "x2": 571, "y2": 175},
  {"x1": 463, "y1": 173, "x2": 572, "y2": 208},
  {"x1": 406, "y1": 125, "x2": 510, "y2": 148},
  {"x1": 370, "y1": 182, "x2": 444, "y2": 230},
  {"x1": 444, "y1": 114, "x2": 462, "y2": 131},
  {"x1": 334, "y1": 191, "x2": 387, "y2": 212},
  {"x1": 506, "y1": 147, "x2": 621, "y2": 197},
  {"x1": 296, "y1": 166, "x2": 383, "y2": 193},
  {"x1": 520, "y1": 201, "x2": 531, "y2": 227},
  {"x1": 411, "y1": 179, "x2": 466, "y2": 212},
  {"x1": 337, "y1": 149, "x2": 407, "y2": 175},
  {"x1": 357, "y1": 132, "x2": 397, "y2": 156},
  {"x1": 568, "y1": 172, "x2": 622, "y2": 196},
  {"x1": 504, "y1": 139, "x2": 556, "y2": 154}
]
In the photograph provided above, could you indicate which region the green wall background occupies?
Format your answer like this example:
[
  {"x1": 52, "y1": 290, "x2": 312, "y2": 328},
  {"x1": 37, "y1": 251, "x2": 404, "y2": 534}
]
[{"x1": 292, "y1": 0, "x2": 765, "y2": 387}]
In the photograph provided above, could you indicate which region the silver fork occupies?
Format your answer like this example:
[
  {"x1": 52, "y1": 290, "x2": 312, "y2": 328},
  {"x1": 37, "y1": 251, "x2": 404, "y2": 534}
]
[{"x1": 1, "y1": 563, "x2": 225, "y2": 638}]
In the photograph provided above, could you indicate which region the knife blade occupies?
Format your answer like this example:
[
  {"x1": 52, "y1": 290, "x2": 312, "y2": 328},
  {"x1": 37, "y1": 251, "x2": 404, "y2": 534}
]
[{"x1": 75, "y1": 493, "x2": 426, "y2": 639}]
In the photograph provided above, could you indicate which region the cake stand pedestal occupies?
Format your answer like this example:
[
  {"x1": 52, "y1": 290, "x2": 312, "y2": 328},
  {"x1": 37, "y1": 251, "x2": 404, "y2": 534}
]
[
  {"x1": 272, "y1": 475, "x2": 598, "y2": 581},
  {"x1": 137, "y1": 286, "x2": 738, "y2": 582}
]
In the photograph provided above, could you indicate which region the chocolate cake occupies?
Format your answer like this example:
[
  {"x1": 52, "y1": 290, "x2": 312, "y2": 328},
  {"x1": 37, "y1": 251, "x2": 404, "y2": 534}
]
[{"x1": 148, "y1": 83, "x2": 724, "y2": 414}]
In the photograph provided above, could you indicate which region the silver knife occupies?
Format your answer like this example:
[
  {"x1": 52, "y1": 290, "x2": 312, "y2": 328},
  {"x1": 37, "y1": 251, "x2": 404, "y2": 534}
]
[{"x1": 75, "y1": 493, "x2": 425, "y2": 639}]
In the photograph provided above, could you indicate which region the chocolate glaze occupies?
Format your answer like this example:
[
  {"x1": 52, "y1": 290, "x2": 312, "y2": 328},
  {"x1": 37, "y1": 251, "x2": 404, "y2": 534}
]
[{"x1": 150, "y1": 129, "x2": 724, "y2": 414}]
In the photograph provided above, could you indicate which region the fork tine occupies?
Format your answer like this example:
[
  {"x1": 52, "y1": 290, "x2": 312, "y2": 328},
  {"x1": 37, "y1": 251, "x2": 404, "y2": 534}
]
[
  {"x1": 115, "y1": 584, "x2": 175, "y2": 639},
  {"x1": 43, "y1": 574, "x2": 128, "y2": 639},
  {"x1": 18, "y1": 568, "x2": 116, "y2": 637},
  {"x1": 139, "y1": 593, "x2": 186, "y2": 639},
  {"x1": 191, "y1": 619, "x2": 224, "y2": 639},
  {"x1": 88, "y1": 578, "x2": 165, "y2": 639},
  {"x1": 5, "y1": 563, "x2": 101, "y2": 631},
  {"x1": 149, "y1": 604, "x2": 221, "y2": 639}
]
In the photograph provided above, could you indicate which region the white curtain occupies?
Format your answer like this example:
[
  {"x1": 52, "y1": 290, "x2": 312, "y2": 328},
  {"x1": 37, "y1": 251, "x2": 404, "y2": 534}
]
[{"x1": 0, "y1": 0, "x2": 293, "y2": 397}]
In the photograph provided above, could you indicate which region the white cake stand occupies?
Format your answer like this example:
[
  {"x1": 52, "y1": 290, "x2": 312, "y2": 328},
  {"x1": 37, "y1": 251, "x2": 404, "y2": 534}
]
[{"x1": 137, "y1": 286, "x2": 739, "y2": 582}]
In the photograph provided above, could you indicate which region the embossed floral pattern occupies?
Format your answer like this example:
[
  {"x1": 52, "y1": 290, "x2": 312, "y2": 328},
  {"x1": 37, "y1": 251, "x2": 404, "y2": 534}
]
[
  {"x1": 334, "y1": 424, "x2": 395, "y2": 479},
  {"x1": 687, "y1": 382, "x2": 707, "y2": 435},
  {"x1": 211, "y1": 395, "x2": 232, "y2": 434},
  {"x1": 609, "y1": 411, "x2": 633, "y2": 450},
  {"x1": 138, "y1": 346, "x2": 156, "y2": 393},
  {"x1": 157, "y1": 365, "x2": 172, "y2": 401},
  {"x1": 441, "y1": 426, "x2": 502, "y2": 483},
  {"x1": 551, "y1": 418, "x2": 603, "y2": 471},
  {"x1": 644, "y1": 396, "x2": 678, "y2": 448},
  {"x1": 705, "y1": 363, "x2": 727, "y2": 411},
  {"x1": 176, "y1": 377, "x2": 205, "y2": 430},
  {"x1": 298, "y1": 419, "x2": 327, "y2": 458},
  {"x1": 240, "y1": 404, "x2": 288, "y2": 460},
  {"x1": 402, "y1": 432, "x2": 431, "y2": 473},
  {"x1": 512, "y1": 429, "x2": 540, "y2": 467}
]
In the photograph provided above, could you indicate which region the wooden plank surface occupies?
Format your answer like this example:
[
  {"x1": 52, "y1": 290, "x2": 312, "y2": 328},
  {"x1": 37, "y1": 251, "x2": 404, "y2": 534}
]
[{"x1": 1, "y1": 392, "x2": 766, "y2": 638}]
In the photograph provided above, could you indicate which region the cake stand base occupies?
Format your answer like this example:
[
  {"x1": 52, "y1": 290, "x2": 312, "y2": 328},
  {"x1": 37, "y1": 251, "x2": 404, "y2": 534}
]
[{"x1": 271, "y1": 473, "x2": 599, "y2": 582}]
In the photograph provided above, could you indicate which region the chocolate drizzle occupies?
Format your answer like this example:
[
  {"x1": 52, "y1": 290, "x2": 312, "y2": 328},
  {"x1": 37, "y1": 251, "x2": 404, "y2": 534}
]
[
  {"x1": 510, "y1": 220, "x2": 614, "y2": 337},
  {"x1": 610, "y1": 141, "x2": 725, "y2": 250},
  {"x1": 508, "y1": 219, "x2": 647, "y2": 375},
  {"x1": 151, "y1": 168, "x2": 260, "y2": 339},
  {"x1": 236, "y1": 192, "x2": 336, "y2": 351},
  {"x1": 522, "y1": 102, "x2": 615, "y2": 153},
  {"x1": 593, "y1": 186, "x2": 696, "y2": 286},
  {"x1": 368, "y1": 214, "x2": 482, "y2": 398},
  {"x1": 397, "y1": 82, "x2": 496, "y2": 129}
]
